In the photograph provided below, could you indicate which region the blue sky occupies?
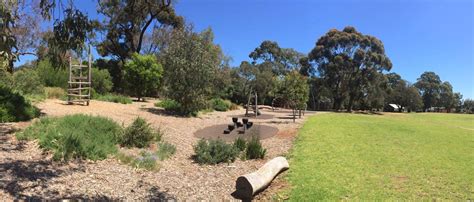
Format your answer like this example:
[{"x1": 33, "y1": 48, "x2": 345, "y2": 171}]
[{"x1": 18, "y1": 0, "x2": 474, "y2": 98}]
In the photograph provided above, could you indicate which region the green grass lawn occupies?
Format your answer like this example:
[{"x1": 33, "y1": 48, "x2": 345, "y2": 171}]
[{"x1": 287, "y1": 113, "x2": 473, "y2": 200}]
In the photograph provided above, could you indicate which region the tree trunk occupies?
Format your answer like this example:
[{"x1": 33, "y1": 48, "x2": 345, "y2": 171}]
[
  {"x1": 233, "y1": 157, "x2": 289, "y2": 199},
  {"x1": 347, "y1": 96, "x2": 354, "y2": 112}
]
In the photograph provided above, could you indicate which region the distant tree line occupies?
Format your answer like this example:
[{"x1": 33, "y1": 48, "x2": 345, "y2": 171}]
[{"x1": 0, "y1": 0, "x2": 471, "y2": 115}]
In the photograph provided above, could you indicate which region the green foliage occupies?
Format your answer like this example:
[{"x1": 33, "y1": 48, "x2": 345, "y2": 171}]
[
  {"x1": 12, "y1": 68, "x2": 44, "y2": 95},
  {"x1": 91, "y1": 68, "x2": 113, "y2": 94},
  {"x1": 120, "y1": 117, "x2": 161, "y2": 148},
  {"x1": 211, "y1": 98, "x2": 232, "y2": 111},
  {"x1": 17, "y1": 114, "x2": 122, "y2": 161},
  {"x1": 162, "y1": 27, "x2": 221, "y2": 115},
  {"x1": 288, "y1": 113, "x2": 474, "y2": 200},
  {"x1": 36, "y1": 59, "x2": 68, "y2": 88},
  {"x1": 155, "y1": 99, "x2": 181, "y2": 112},
  {"x1": 44, "y1": 87, "x2": 66, "y2": 99},
  {"x1": 415, "y1": 71, "x2": 442, "y2": 111},
  {"x1": 193, "y1": 139, "x2": 239, "y2": 165},
  {"x1": 233, "y1": 137, "x2": 247, "y2": 152},
  {"x1": 244, "y1": 136, "x2": 266, "y2": 160},
  {"x1": 0, "y1": 69, "x2": 12, "y2": 86},
  {"x1": 124, "y1": 53, "x2": 163, "y2": 100},
  {"x1": 133, "y1": 151, "x2": 159, "y2": 171},
  {"x1": 156, "y1": 142, "x2": 176, "y2": 161},
  {"x1": 279, "y1": 70, "x2": 309, "y2": 109},
  {"x1": 308, "y1": 26, "x2": 392, "y2": 111},
  {"x1": 0, "y1": 85, "x2": 40, "y2": 122},
  {"x1": 95, "y1": 93, "x2": 132, "y2": 104}
]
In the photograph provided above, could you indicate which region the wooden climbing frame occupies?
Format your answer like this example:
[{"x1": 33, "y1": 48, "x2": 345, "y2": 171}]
[{"x1": 67, "y1": 46, "x2": 92, "y2": 106}]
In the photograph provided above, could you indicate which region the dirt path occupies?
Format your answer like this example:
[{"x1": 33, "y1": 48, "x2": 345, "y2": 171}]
[{"x1": 0, "y1": 99, "x2": 312, "y2": 200}]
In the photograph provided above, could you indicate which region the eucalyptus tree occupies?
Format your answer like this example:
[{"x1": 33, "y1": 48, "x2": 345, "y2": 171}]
[
  {"x1": 415, "y1": 71, "x2": 442, "y2": 111},
  {"x1": 308, "y1": 26, "x2": 392, "y2": 111}
]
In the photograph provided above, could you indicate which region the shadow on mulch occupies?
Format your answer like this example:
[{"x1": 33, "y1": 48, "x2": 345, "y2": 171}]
[{"x1": 140, "y1": 107, "x2": 183, "y2": 117}]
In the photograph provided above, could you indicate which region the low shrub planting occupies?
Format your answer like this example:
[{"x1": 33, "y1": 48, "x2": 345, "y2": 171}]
[
  {"x1": 156, "y1": 142, "x2": 176, "y2": 160},
  {"x1": 244, "y1": 136, "x2": 267, "y2": 160},
  {"x1": 133, "y1": 151, "x2": 159, "y2": 171},
  {"x1": 121, "y1": 117, "x2": 161, "y2": 148},
  {"x1": 0, "y1": 85, "x2": 40, "y2": 122},
  {"x1": 233, "y1": 137, "x2": 247, "y2": 152},
  {"x1": 193, "y1": 139, "x2": 239, "y2": 164},
  {"x1": 17, "y1": 114, "x2": 122, "y2": 161},
  {"x1": 211, "y1": 98, "x2": 232, "y2": 111},
  {"x1": 95, "y1": 93, "x2": 133, "y2": 104},
  {"x1": 155, "y1": 99, "x2": 181, "y2": 112},
  {"x1": 44, "y1": 87, "x2": 66, "y2": 99}
]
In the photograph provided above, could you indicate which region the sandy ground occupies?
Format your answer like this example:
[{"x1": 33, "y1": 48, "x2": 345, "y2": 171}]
[{"x1": 0, "y1": 99, "x2": 312, "y2": 200}]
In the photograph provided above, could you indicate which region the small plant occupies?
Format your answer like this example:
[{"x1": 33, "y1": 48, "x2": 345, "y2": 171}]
[
  {"x1": 193, "y1": 139, "x2": 239, "y2": 165},
  {"x1": 156, "y1": 142, "x2": 176, "y2": 160},
  {"x1": 233, "y1": 137, "x2": 247, "y2": 152},
  {"x1": 244, "y1": 136, "x2": 267, "y2": 160},
  {"x1": 155, "y1": 99, "x2": 181, "y2": 112},
  {"x1": 133, "y1": 151, "x2": 158, "y2": 171},
  {"x1": 12, "y1": 68, "x2": 44, "y2": 95},
  {"x1": 91, "y1": 68, "x2": 113, "y2": 94},
  {"x1": 121, "y1": 117, "x2": 161, "y2": 148},
  {"x1": 44, "y1": 87, "x2": 66, "y2": 99},
  {"x1": 211, "y1": 98, "x2": 232, "y2": 111},
  {"x1": 95, "y1": 93, "x2": 133, "y2": 104}
]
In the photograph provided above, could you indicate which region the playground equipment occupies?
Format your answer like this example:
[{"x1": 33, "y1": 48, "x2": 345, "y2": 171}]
[
  {"x1": 245, "y1": 91, "x2": 260, "y2": 117},
  {"x1": 67, "y1": 46, "x2": 92, "y2": 106}
]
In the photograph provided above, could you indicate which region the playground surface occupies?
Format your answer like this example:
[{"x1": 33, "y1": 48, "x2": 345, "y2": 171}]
[{"x1": 0, "y1": 99, "x2": 310, "y2": 200}]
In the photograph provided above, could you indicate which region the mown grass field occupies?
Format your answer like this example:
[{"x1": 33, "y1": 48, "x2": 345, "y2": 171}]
[{"x1": 287, "y1": 113, "x2": 473, "y2": 200}]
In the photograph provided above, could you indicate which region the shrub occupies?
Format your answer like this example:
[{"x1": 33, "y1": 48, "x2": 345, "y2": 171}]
[
  {"x1": 0, "y1": 69, "x2": 12, "y2": 87},
  {"x1": 12, "y1": 68, "x2": 44, "y2": 95},
  {"x1": 17, "y1": 114, "x2": 122, "y2": 161},
  {"x1": 124, "y1": 53, "x2": 163, "y2": 101},
  {"x1": 155, "y1": 99, "x2": 181, "y2": 112},
  {"x1": 95, "y1": 93, "x2": 132, "y2": 104},
  {"x1": 244, "y1": 136, "x2": 266, "y2": 160},
  {"x1": 156, "y1": 142, "x2": 176, "y2": 160},
  {"x1": 121, "y1": 117, "x2": 161, "y2": 148},
  {"x1": 133, "y1": 151, "x2": 159, "y2": 171},
  {"x1": 229, "y1": 103, "x2": 240, "y2": 110},
  {"x1": 211, "y1": 98, "x2": 232, "y2": 111},
  {"x1": 0, "y1": 85, "x2": 40, "y2": 122},
  {"x1": 44, "y1": 87, "x2": 66, "y2": 99},
  {"x1": 193, "y1": 139, "x2": 239, "y2": 165},
  {"x1": 36, "y1": 59, "x2": 68, "y2": 89},
  {"x1": 92, "y1": 68, "x2": 113, "y2": 94},
  {"x1": 233, "y1": 137, "x2": 247, "y2": 152}
]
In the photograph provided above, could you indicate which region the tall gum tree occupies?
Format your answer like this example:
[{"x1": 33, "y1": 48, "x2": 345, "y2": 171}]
[{"x1": 308, "y1": 26, "x2": 392, "y2": 111}]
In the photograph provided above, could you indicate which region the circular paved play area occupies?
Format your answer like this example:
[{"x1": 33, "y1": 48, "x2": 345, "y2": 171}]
[
  {"x1": 194, "y1": 124, "x2": 279, "y2": 142},
  {"x1": 227, "y1": 113, "x2": 275, "y2": 120}
]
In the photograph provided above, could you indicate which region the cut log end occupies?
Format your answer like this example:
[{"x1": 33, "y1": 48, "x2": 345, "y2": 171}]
[{"x1": 233, "y1": 156, "x2": 289, "y2": 199}]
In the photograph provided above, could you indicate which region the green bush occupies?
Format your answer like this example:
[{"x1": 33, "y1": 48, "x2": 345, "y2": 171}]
[
  {"x1": 12, "y1": 68, "x2": 44, "y2": 95},
  {"x1": 95, "y1": 93, "x2": 132, "y2": 104},
  {"x1": 91, "y1": 68, "x2": 113, "y2": 94},
  {"x1": 44, "y1": 87, "x2": 66, "y2": 99},
  {"x1": 156, "y1": 142, "x2": 176, "y2": 160},
  {"x1": 155, "y1": 99, "x2": 181, "y2": 112},
  {"x1": 233, "y1": 137, "x2": 247, "y2": 152},
  {"x1": 124, "y1": 53, "x2": 163, "y2": 101},
  {"x1": 0, "y1": 69, "x2": 12, "y2": 86},
  {"x1": 193, "y1": 139, "x2": 239, "y2": 165},
  {"x1": 244, "y1": 136, "x2": 266, "y2": 160},
  {"x1": 133, "y1": 151, "x2": 159, "y2": 171},
  {"x1": 36, "y1": 59, "x2": 68, "y2": 89},
  {"x1": 211, "y1": 98, "x2": 232, "y2": 111},
  {"x1": 17, "y1": 114, "x2": 122, "y2": 161},
  {"x1": 120, "y1": 117, "x2": 161, "y2": 148},
  {"x1": 0, "y1": 85, "x2": 40, "y2": 122}
]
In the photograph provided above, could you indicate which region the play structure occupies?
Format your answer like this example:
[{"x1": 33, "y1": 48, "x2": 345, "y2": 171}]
[
  {"x1": 233, "y1": 156, "x2": 289, "y2": 199},
  {"x1": 67, "y1": 46, "x2": 92, "y2": 106},
  {"x1": 245, "y1": 91, "x2": 260, "y2": 117},
  {"x1": 194, "y1": 117, "x2": 278, "y2": 142}
]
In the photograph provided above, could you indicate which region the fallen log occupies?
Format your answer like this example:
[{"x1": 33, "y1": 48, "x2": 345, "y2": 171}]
[{"x1": 233, "y1": 156, "x2": 289, "y2": 199}]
